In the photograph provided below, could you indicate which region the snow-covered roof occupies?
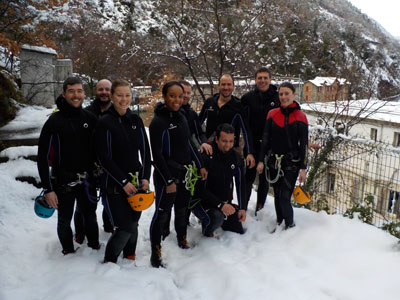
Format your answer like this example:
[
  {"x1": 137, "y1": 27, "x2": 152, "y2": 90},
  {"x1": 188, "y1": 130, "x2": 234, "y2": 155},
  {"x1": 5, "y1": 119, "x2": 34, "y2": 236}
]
[
  {"x1": 307, "y1": 77, "x2": 349, "y2": 87},
  {"x1": 302, "y1": 98, "x2": 400, "y2": 124},
  {"x1": 132, "y1": 86, "x2": 152, "y2": 89},
  {"x1": 21, "y1": 44, "x2": 57, "y2": 56}
]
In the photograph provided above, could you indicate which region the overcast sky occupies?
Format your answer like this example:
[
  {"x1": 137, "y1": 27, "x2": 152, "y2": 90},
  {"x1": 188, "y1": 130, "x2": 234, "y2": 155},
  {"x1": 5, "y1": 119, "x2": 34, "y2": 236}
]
[{"x1": 348, "y1": 0, "x2": 400, "y2": 37}]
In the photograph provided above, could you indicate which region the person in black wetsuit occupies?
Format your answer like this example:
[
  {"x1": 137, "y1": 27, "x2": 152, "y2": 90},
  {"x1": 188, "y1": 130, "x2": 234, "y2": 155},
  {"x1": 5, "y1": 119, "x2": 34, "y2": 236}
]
[
  {"x1": 256, "y1": 82, "x2": 308, "y2": 230},
  {"x1": 37, "y1": 77, "x2": 100, "y2": 255},
  {"x1": 161, "y1": 80, "x2": 213, "y2": 240},
  {"x1": 74, "y1": 79, "x2": 114, "y2": 245},
  {"x1": 149, "y1": 81, "x2": 207, "y2": 268},
  {"x1": 94, "y1": 79, "x2": 151, "y2": 263},
  {"x1": 191, "y1": 123, "x2": 247, "y2": 237},
  {"x1": 241, "y1": 67, "x2": 279, "y2": 215},
  {"x1": 199, "y1": 74, "x2": 255, "y2": 169}
]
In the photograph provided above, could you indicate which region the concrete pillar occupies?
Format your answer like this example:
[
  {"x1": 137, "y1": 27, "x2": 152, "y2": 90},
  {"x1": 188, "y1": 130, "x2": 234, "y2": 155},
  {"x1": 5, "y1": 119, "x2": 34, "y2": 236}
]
[{"x1": 54, "y1": 59, "x2": 73, "y2": 98}]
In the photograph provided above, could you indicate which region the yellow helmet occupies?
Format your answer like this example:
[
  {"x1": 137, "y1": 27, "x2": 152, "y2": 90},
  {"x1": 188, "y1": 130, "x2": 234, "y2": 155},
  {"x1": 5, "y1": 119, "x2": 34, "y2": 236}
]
[
  {"x1": 293, "y1": 185, "x2": 311, "y2": 204},
  {"x1": 127, "y1": 191, "x2": 155, "y2": 211}
]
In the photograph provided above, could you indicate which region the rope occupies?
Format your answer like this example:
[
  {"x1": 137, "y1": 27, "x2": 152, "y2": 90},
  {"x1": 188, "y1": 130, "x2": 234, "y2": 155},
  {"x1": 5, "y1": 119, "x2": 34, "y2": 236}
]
[
  {"x1": 184, "y1": 164, "x2": 202, "y2": 196},
  {"x1": 265, "y1": 154, "x2": 285, "y2": 184}
]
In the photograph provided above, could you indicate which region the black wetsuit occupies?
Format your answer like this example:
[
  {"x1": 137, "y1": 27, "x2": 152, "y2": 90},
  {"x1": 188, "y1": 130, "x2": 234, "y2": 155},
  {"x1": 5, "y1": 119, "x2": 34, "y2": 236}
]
[
  {"x1": 241, "y1": 85, "x2": 279, "y2": 211},
  {"x1": 192, "y1": 142, "x2": 246, "y2": 236},
  {"x1": 258, "y1": 102, "x2": 308, "y2": 227},
  {"x1": 149, "y1": 102, "x2": 204, "y2": 248},
  {"x1": 37, "y1": 95, "x2": 99, "y2": 253},
  {"x1": 72, "y1": 97, "x2": 113, "y2": 238},
  {"x1": 94, "y1": 105, "x2": 151, "y2": 262},
  {"x1": 199, "y1": 94, "x2": 253, "y2": 154}
]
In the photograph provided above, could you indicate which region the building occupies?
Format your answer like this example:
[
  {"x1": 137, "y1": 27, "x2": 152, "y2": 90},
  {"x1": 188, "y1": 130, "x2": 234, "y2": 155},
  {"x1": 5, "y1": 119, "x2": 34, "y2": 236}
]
[
  {"x1": 303, "y1": 77, "x2": 350, "y2": 102},
  {"x1": 302, "y1": 98, "x2": 400, "y2": 224},
  {"x1": 20, "y1": 45, "x2": 73, "y2": 107}
]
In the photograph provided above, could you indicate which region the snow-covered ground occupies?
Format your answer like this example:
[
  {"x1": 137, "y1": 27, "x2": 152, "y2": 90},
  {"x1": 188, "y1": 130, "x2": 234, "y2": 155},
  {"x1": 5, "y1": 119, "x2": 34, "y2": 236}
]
[{"x1": 0, "y1": 144, "x2": 400, "y2": 300}]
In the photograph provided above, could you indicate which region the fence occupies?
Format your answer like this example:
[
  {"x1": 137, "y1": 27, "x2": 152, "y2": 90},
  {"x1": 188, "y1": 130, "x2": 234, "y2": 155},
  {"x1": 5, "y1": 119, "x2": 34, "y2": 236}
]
[{"x1": 305, "y1": 128, "x2": 400, "y2": 232}]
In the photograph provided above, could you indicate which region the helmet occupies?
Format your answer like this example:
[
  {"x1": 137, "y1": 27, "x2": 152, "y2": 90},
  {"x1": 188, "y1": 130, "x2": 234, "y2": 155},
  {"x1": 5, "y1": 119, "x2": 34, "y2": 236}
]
[
  {"x1": 34, "y1": 194, "x2": 55, "y2": 218},
  {"x1": 127, "y1": 191, "x2": 154, "y2": 211},
  {"x1": 293, "y1": 185, "x2": 311, "y2": 204}
]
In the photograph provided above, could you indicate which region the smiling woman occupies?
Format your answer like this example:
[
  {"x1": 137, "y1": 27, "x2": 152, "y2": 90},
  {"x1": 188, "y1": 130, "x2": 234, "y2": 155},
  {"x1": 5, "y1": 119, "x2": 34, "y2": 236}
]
[{"x1": 111, "y1": 79, "x2": 132, "y2": 116}]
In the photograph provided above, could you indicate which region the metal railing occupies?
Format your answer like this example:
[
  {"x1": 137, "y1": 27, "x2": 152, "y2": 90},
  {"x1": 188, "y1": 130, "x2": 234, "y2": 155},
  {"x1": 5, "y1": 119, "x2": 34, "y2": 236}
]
[{"x1": 304, "y1": 128, "x2": 400, "y2": 232}]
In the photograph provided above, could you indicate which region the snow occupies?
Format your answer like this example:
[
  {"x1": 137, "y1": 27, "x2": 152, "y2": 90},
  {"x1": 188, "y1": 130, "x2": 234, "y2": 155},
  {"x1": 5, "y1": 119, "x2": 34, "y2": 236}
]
[
  {"x1": 21, "y1": 44, "x2": 57, "y2": 56},
  {"x1": 302, "y1": 98, "x2": 400, "y2": 124},
  {"x1": 0, "y1": 104, "x2": 53, "y2": 140},
  {"x1": 308, "y1": 76, "x2": 349, "y2": 87},
  {"x1": 1, "y1": 137, "x2": 400, "y2": 299}
]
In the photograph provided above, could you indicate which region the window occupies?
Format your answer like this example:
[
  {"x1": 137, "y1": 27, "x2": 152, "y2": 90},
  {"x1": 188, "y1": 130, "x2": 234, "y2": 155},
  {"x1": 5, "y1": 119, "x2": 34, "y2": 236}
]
[
  {"x1": 327, "y1": 173, "x2": 335, "y2": 193},
  {"x1": 370, "y1": 128, "x2": 378, "y2": 141},
  {"x1": 393, "y1": 132, "x2": 400, "y2": 147},
  {"x1": 306, "y1": 86, "x2": 309, "y2": 92},
  {"x1": 387, "y1": 190, "x2": 400, "y2": 214}
]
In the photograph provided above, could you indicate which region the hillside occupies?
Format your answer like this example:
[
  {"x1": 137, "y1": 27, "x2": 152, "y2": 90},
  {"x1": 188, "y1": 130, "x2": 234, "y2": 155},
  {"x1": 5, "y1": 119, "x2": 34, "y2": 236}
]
[{"x1": 1, "y1": 0, "x2": 400, "y2": 99}]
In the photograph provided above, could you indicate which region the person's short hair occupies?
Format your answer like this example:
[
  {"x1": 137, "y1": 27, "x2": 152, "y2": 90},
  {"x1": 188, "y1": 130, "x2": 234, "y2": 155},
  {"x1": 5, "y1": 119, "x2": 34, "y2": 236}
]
[
  {"x1": 63, "y1": 77, "x2": 82, "y2": 92},
  {"x1": 162, "y1": 81, "x2": 184, "y2": 96},
  {"x1": 111, "y1": 78, "x2": 130, "y2": 95},
  {"x1": 216, "y1": 123, "x2": 235, "y2": 138},
  {"x1": 179, "y1": 80, "x2": 192, "y2": 88},
  {"x1": 218, "y1": 74, "x2": 235, "y2": 85},
  {"x1": 279, "y1": 82, "x2": 296, "y2": 93},
  {"x1": 255, "y1": 67, "x2": 271, "y2": 79}
]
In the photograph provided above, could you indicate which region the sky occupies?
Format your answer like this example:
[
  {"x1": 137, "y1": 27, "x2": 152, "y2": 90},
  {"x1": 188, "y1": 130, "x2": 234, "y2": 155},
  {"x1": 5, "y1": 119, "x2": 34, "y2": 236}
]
[
  {"x1": 349, "y1": 0, "x2": 400, "y2": 37},
  {"x1": 1, "y1": 105, "x2": 400, "y2": 300}
]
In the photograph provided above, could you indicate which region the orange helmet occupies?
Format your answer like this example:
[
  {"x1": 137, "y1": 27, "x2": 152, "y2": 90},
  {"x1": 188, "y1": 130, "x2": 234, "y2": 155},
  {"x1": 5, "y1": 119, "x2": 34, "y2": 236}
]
[
  {"x1": 127, "y1": 190, "x2": 154, "y2": 211},
  {"x1": 293, "y1": 185, "x2": 311, "y2": 204}
]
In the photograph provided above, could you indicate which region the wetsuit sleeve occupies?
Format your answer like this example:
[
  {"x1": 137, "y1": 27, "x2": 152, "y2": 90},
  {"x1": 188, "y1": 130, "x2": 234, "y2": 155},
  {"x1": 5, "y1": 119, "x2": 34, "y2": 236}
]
[
  {"x1": 94, "y1": 119, "x2": 130, "y2": 187},
  {"x1": 234, "y1": 154, "x2": 247, "y2": 210},
  {"x1": 298, "y1": 113, "x2": 309, "y2": 169},
  {"x1": 37, "y1": 117, "x2": 56, "y2": 192},
  {"x1": 232, "y1": 108, "x2": 254, "y2": 155},
  {"x1": 149, "y1": 119, "x2": 173, "y2": 185},
  {"x1": 258, "y1": 113, "x2": 273, "y2": 162},
  {"x1": 138, "y1": 118, "x2": 151, "y2": 181}
]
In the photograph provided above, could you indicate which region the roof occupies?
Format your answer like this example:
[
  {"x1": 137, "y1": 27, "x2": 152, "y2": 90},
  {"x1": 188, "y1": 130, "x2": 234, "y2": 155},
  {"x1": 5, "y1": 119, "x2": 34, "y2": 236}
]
[
  {"x1": 21, "y1": 45, "x2": 57, "y2": 56},
  {"x1": 302, "y1": 98, "x2": 400, "y2": 124},
  {"x1": 307, "y1": 77, "x2": 349, "y2": 87}
]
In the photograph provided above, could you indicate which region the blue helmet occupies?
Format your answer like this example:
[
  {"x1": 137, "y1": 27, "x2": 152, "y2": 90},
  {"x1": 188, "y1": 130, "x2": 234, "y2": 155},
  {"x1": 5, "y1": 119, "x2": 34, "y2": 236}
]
[{"x1": 34, "y1": 192, "x2": 55, "y2": 218}]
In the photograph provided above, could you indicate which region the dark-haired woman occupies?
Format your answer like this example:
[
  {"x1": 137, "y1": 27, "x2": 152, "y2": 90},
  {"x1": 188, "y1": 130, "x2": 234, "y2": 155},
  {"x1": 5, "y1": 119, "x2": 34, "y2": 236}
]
[
  {"x1": 149, "y1": 81, "x2": 207, "y2": 268},
  {"x1": 95, "y1": 79, "x2": 151, "y2": 263},
  {"x1": 256, "y1": 82, "x2": 308, "y2": 230}
]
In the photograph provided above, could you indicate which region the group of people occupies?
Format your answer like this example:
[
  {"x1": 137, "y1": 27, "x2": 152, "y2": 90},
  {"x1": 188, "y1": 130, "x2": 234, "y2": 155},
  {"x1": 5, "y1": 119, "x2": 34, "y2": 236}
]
[{"x1": 37, "y1": 67, "x2": 309, "y2": 267}]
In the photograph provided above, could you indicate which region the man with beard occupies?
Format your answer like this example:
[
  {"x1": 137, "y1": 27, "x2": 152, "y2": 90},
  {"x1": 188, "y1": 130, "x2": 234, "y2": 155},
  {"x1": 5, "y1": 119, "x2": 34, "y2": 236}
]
[
  {"x1": 37, "y1": 77, "x2": 100, "y2": 255},
  {"x1": 74, "y1": 79, "x2": 114, "y2": 245},
  {"x1": 199, "y1": 74, "x2": 255, "y2": 169}
]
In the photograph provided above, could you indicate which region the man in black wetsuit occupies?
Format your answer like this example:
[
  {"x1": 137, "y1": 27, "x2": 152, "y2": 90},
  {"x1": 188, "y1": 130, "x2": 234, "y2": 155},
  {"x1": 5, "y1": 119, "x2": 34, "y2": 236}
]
[
  {"x1": 37, "y1": 77, "x2": 100, "y2": 255},
  {"x1": 241, "y1": 67, "x2": 279, "y2": 214},
  {"x1": 192, "y1": 123, "x2": 247, "y2": 237}
]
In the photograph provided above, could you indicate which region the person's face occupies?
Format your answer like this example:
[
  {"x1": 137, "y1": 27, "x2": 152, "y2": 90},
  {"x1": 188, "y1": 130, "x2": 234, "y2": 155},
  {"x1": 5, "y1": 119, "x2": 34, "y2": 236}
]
[
  {"x1": 182, "y1": 85, "x2": 192, "y2": 105},
  {"x1": 255, "y1": 72, "x2": 271, "y2": 92},
  {"x1": 62, "y1": 84, "x2": 85, "y2": 108},
  {"x1": 279, "y1": 87, "x2": 296, "y2": 108},
  {"x1": 112, "y1": 85, "x2": 131, "y2": 115},
  {"x1": 218, "y1": 76, "x2": 234, "y2": 98},
  {"x1": 215, "y1": 131, "x2": 235, "y2": 153},
  {"x1": 96, "y1": 80, "x2": 112, "y2": 103},
  {"x1": 164, "y1": 85, "x2": 183, "y2": 111}
]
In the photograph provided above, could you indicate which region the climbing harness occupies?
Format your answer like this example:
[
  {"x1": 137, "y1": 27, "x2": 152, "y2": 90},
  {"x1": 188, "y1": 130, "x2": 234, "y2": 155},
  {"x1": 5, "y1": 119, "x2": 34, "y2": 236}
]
[{"x1": 264, "y1": 154, "x2": 285, "y2": 184}]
